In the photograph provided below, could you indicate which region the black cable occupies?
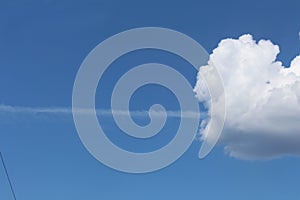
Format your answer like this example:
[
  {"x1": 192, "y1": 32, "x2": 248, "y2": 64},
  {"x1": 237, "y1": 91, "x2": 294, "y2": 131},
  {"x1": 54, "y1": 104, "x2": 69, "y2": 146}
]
[{"x1": 0, "y1": 152, "x2": 17, "y2": 200}]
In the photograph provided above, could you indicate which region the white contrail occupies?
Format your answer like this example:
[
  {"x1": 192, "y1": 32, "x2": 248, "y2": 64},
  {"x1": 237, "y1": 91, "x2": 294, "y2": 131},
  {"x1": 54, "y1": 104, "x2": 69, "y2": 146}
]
[{"x1": 0, "y1": 104, "x2": 206, "y2": 119}]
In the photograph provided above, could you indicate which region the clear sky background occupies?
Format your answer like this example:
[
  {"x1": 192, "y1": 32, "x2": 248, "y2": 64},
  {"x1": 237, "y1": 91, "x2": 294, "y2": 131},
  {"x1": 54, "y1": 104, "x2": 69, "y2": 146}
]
[{"x1": 1, "y1": 0, "x2": 300, "y2": 199}]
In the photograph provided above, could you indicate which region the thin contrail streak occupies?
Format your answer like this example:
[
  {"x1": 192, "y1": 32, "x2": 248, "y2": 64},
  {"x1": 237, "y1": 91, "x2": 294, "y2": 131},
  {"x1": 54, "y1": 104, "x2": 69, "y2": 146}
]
[{"x1": 0, "y1": 104, "x2": 207, "y2": 119}]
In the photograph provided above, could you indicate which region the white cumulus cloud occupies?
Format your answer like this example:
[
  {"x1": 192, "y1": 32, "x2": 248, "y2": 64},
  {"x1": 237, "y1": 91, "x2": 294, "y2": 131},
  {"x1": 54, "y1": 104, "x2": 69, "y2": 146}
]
[{"x1": 194, "y1": 34, "x2": 300, "y2": 160}]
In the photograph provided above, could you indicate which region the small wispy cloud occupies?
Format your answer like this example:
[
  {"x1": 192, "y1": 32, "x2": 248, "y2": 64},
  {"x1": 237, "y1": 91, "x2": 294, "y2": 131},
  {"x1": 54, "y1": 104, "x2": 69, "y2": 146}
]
[{"x1": 0, "y1": 104, "x2": 204, "y2": 119}]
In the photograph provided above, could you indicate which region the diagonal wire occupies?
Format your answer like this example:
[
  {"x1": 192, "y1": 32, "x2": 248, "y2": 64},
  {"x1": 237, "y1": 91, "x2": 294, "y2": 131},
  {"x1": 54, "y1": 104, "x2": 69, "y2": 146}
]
[{"x1": 0, "y1": 152, "x2": 17, "y2": 200}]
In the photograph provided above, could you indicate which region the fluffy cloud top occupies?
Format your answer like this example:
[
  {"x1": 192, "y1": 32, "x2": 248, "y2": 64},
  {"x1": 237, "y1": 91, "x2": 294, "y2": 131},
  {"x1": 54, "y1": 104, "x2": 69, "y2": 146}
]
[{"x1": 194, "y1": 34, "x2": 300, "y2": 160}]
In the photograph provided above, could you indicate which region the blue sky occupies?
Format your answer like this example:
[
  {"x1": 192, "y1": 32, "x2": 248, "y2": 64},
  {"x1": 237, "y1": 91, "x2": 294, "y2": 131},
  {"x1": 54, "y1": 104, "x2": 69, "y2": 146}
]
[{"x1": 1, "y1": 0, "x2": 300, "y2": 199}]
